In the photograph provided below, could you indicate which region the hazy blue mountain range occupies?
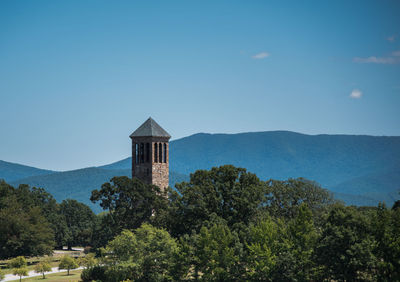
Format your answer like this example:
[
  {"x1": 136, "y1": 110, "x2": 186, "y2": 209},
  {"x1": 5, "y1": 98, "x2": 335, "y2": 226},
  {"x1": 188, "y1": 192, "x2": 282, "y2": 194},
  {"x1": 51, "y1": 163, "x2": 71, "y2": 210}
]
[
  {"x1": 7, "y1": 167, "x2": 188, "y2": 213},
  {"x1": 100, "y1": 131, "x2": 400, "y2": 206},
  {"x1": 1, "y1": 131, "x2": 399, "y2": 212},
  {"x1": 0, "y1": 160, "x2": 54, "y2": 182}
]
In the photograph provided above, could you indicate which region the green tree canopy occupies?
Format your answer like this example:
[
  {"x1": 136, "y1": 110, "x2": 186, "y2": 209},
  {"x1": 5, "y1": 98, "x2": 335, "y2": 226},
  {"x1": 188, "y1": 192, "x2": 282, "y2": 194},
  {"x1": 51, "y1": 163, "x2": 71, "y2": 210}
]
[
  {"x1": 0, "y1": 200, "x2": 54, "y2": 258},
  {"x1": 103, "y1": 224, "x2": 180, "y2": 282},
  {"x1": 273, "y1": 204, "x2": 318, "y2": 281},
  {"x1": 193, "y1": 223, "x2": 242, "y2": 281},
  {"x1": 0, "y1": 181, "x2": 61, "y2": 258},
  {"x1": 34, "y1": 259, "x2": 52, "y2": 279},
  {"x1": 78, "y1": 253, "x2": 98, "y2": 269},
  {"x1": 167, "y1": 165, "x2": 266, "y2": 236},
  {"x1": 59, "y1": 199, "x2": 96, "y2": 250},
  {"x1": 245, "y1": 214, "x2": 282, "y2": 281},
  {"x1": 265, "y1": 178, "x2": 334, "y2": 219},
  {"x1": 315, "y1": 204, "x2": 377, "y2": 281},
  {"x1": 371, "y1": 203, "x2": 400, "y2": 280},
  {"x1": 9, "y1": 256, "x2": 27, "y2": 268},
  {"x1": 59, "y1": 255, "x2": 79, "y2": 275},
  {"x1": 10, "y1": 256, "x2": 28, "y2": 282},
  {"x1": 12, "y1": 268, "x2": 28, "y2": 282},
  {"x1": 91, "y1": 177, "x2": 168, "y2": 235}
]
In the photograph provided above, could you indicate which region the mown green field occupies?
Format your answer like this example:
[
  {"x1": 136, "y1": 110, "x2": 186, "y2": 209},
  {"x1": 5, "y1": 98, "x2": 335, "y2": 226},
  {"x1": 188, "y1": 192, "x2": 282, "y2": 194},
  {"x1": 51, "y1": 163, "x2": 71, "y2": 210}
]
[
  {"x1": 0, "y1": 249, "x2": 83, "y2": 277},
  {"x1": 21, "y1": 269, "x2": 82, "y2": 282}
]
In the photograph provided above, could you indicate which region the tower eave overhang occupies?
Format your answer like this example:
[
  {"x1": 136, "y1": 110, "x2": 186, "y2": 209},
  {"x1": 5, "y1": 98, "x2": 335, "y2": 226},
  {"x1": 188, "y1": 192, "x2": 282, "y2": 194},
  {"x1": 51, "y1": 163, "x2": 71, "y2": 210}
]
[{"x1": 129, "y1": 117, "x2": 171, "y2": 139}]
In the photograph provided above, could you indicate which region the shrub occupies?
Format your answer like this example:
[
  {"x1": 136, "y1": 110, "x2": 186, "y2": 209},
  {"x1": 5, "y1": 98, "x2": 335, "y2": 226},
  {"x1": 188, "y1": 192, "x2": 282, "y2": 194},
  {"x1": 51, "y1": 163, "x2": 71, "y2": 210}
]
[
  {"x1": 81, "y1": 265, "x2": 106, "y2": 282},
  {"x1": 83, "y1": 246, "x2": 92, "y2": 254}
]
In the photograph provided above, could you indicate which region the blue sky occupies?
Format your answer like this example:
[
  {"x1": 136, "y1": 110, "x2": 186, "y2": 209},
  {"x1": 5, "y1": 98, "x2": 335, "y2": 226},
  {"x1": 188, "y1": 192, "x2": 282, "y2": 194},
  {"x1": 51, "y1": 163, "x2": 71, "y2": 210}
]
[{"x1": 1, "y1": 0, "x2": 399, "y2": 170}]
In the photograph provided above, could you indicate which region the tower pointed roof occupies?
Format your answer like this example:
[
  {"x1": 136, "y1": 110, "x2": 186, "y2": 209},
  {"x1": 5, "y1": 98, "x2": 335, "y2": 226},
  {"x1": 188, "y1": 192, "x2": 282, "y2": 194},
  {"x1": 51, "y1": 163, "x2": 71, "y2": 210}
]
[{"x1": 130, "y1": 117, "x2": 171, "y2": 138}]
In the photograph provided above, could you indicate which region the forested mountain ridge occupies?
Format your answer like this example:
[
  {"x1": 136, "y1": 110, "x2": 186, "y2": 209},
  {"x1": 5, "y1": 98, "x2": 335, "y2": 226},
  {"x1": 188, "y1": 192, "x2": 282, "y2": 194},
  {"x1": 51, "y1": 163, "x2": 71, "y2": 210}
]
[
  {"x1": 1, "y1": 131, "x2": 399, "y2": 209},
  {"x1": 107, "y1": 131, "x2": 400, "y2": 205},
  {"x1": 0, "y1": 160, "x2": 54, "y2": 182},
  {"x1": 9, "y1": 167, "x2": 188, "y2": 213},
  {"x1": 169, "y1": 131, "x2": 400, "y2": 187}
]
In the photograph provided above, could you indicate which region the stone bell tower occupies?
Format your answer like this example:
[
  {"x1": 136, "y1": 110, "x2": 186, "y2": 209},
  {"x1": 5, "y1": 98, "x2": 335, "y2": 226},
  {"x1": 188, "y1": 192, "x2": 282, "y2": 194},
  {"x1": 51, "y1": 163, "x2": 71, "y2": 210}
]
[{"x1": 130, "y1": 117, "x2": 171, "y2": 190}]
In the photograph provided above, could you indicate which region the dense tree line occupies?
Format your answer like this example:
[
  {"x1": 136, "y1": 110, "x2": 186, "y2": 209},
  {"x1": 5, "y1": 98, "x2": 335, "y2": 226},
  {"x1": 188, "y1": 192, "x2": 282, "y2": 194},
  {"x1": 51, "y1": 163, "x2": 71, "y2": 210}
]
[
  {"x1": 87, "y1": 165, "x2": 400, "y2": 281},
  {"x1": 1, "y1": 165, "x2": 400, "y2": 281},
  {"x1": 0, "y1": 180, "x2": 95, "y2": 258}
]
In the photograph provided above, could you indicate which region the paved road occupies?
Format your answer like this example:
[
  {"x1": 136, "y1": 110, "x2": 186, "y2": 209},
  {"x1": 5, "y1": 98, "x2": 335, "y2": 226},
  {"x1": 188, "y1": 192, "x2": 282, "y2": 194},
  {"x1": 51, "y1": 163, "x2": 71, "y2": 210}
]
[{"x1": 3, "y1": 266, "x2": 83, "y2": 281}]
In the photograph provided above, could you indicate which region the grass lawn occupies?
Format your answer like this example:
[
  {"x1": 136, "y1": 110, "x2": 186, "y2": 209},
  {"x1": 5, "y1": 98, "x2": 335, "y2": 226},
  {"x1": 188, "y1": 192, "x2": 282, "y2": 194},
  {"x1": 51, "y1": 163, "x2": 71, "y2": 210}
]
[
  {"x1": 0, "y1": 249, "x2": 84, "y2": 275},
  {"x1": 21, "y1": 269, "x2": 82, "y2": 282}
]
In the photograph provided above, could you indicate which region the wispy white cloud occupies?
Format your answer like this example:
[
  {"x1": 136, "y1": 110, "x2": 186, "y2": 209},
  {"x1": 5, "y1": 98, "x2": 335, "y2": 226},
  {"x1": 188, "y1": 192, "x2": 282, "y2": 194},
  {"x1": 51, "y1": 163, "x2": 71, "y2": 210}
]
[
  {"x1": 392, "y1": 50, "x2": 400, "y2": 57},
  {"x1": 350, "y1": 89, "x2": 362, "y2": 99},
  {"x1": 252, "y1": 52, "x2": 270, "y2": 59},
  {"x1": 386, "y1": 35, "x2": 396, "y2": 42},
  {"x1": 353, "y1": 56, "x2": 398, "y2": 64},
  {"x1": 353, "y1": 46, "x2": 400, "y2": 64}
]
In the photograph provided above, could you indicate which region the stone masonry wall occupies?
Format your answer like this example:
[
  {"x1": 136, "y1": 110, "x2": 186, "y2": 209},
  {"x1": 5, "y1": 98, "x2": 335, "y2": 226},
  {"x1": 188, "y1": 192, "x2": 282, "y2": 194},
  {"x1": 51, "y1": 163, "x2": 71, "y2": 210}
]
[{"x1": 131, "y1": 137, "x2": 169, "y2": 191}]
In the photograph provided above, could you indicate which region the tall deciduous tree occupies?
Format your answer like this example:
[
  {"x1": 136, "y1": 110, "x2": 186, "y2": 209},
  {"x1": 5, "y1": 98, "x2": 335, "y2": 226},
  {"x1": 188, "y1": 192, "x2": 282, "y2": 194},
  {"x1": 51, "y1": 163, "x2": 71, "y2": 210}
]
[
  {"x1": 168, "y1": 165, "x2": 266, "y2": 236},
  {"x1": 245, "y1": 215, "x2": 282, "y2": 281},
  {"x1": 91, "y1": 177, "x2": 168, "y2": 234},
  {"x1": 104, "y1": 224, "x2": 180, "y2": 282},
  {"x1": 274, "y1": 204, "x2": 318, "y2": 281},
  {"x1": 0, "y1": 181, "x2": 55, "y2": 258},
  {"x1": 0, "y1": 202, "x2": 54, "y2": 258},
  {"x1": 315, "y1": 204, "x2": 377, "y2": 281},
  {"x1": 59, "y1": 199, "x2": 96, "y2": 250},
  {"x1": 372, "y1": 203, "x2": 400, "y2": 280},
  {"x1": 265, "y1": 178, "x2": 334, "y2": 219},
  {"x1": 193, "y1": 223, "x2": 242, "y2": 281}
]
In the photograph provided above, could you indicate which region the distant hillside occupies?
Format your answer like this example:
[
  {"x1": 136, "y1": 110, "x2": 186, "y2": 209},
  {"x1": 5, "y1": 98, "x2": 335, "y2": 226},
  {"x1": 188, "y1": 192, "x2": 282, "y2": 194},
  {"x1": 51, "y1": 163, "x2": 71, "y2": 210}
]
[
  {"x1": 332, "y1": 192, "x2": 380, "y2": 207},
  {"x1": 99, "y1": 157, "x2": 131, "y2": 170},
  {"x1": 332, "y1": 169, "x2": 400, "y2": 204},
  {"x1": 170, "y1": 132, "x2": 400, "y2": 206},
  {"x1": 170, "y1": 132, "x2": 400, "y2": 185},
  {"x1": 2, "y1": 131, "x2": 400, "y2": 208},
  {"x1": 107, "y1": 131, "x2": 400, "y2": 206},
  {"x1": 0, "y1": 160, "x2": 54, "y2": 182},
  {"x1": 10, "y1": 167, "x2": 188, "y2": 213}
]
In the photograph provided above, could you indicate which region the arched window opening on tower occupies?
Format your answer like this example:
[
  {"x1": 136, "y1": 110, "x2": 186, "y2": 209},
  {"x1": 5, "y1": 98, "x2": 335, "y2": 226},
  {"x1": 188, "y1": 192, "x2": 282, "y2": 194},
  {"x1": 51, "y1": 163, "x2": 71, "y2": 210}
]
[
  {"x1": 135, "y1": 143, "x2": 139, "y2": 164},
  {"x1": 146, "y1": 143, "x2": 150, "y2": 162},
  {"x1": 140, "y1": 143, "x2": 144, "y2": 163},
  {"x1": 154, "y1": 143, "x2": 158, "y2": 163},
  {"x1": 159, "y1": 143, "x2": 162, "y2": 163},
  {"x1": 163, "y1": 143, "x2": 167, "y2": 163}
]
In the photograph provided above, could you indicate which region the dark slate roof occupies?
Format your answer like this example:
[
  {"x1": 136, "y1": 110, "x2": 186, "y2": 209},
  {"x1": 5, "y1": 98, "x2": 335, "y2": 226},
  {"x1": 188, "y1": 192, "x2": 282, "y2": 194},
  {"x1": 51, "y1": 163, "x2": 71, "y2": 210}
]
[{"x1": 130, "y1": 117, "x2": 171, "y2": 138}]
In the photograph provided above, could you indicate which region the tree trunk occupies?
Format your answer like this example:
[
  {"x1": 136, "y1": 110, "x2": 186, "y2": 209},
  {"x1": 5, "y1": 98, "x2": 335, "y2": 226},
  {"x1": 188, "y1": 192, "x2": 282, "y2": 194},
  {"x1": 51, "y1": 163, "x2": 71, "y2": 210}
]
[
  {"x1": 43, "y1": 272, "x2": 45, "y2": 279},
  {"x1": 67, "y1": 268, "x2": 70, "y2": 275}
]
